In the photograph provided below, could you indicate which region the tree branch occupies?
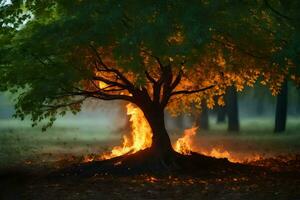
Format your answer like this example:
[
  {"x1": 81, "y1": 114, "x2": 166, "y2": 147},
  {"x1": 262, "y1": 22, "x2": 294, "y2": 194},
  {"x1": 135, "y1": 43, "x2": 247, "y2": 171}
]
[
  {"x1": 170, "y1": 69, "x2": 183, "y2": 91},
  {"x1": 145, "y1": 70, "x2": 157, "y2": 84},
  {"x1": 93, "y1": 76, "x2": 127, "y2": 89},
  {"x1": 141, "y1": 50, "x2": 164, "y2": 71},
  {"x1": 42, "y1": 97, "x2": 88, "y2": 110},
  {"x1": 171, "y1": 85, "x2": 215, "y2": 96},
  {"x1": 89, "y1": 44, "x2": 135, "y2": 91},
  {"x1": 51, "y1": 84, "x2": 135, "y2": 103},
  {"x1": 264, "y1": 0, "x2": 293, "y2": 21}
]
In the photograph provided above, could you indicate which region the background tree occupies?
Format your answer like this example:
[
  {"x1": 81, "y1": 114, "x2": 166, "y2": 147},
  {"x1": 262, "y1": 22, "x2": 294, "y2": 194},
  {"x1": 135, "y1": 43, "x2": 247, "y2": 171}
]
[
  {"x1": 274, "y1": 79, "x2": 288, "y2": 133},
  {"x1": 225, "y1": 86, "x2": 240, "y2": 132},
  {"x1": 257, "y1": 0, "x2": 300, "y2": 132},
  {"x1": 1, "y1": 1, "x2": 299, "y2": 167},
  {"x1": 193, "y1": 101, "x2": 209, "y2": 131},
  {"x1": 198, "y1": 101, "x2": 209, "y2": 131}
]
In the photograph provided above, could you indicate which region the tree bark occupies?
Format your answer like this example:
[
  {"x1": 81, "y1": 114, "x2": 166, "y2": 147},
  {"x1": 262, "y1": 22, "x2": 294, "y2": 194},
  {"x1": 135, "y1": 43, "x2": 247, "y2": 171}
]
[
  {"x1": 226, "y1": 86, "x2": 240, "y2": 132},
  {"x1": 274, "y1": 80, "x2": 288, "y2": 133},
  {"x1": 197, "y1": 101, "x2": 209, "y2": 130},
  {"x1": 141, "y1": 103, "x2": 174, "y2": 156},
  {"x1": 296, "y1": 88, "x2": 300, "y2": 115}
]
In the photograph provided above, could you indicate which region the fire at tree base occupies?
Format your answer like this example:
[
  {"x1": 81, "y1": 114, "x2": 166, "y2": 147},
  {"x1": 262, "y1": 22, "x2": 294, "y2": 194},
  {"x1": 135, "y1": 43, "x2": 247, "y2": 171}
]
[{"x1": 54, "y1": 105, "x2": 260, "y2": 178}]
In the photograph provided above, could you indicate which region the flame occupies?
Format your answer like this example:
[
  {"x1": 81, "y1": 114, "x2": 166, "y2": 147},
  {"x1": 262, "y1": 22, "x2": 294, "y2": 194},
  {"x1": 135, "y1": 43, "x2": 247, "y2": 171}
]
[
  {"x1": 205, "y1": 148, "x2": 236, "y2": 161},
  {"x1": 173, "y1": 126, "x2": 246, "y2": 162},
  {"x1": 101, "y1": 103, "x2": 152, "y2": 159},
  {"x1": 96, "y1": 104, "x2": 261, "y2": 163},
  {"x1": 173, "y1": 127, "x2": 236, "y2": 161},
  {"x1": 98, "y1": 81, "x2": 108, "y2": 89},
  {"x1": 173, "y1": 126, "x2": 237, "y2": 161},
  {"x1": 203, "y1": 148, "x2": 261, "y2": 163},
  {"x1": 209, "y1": 148, "x2": 231, "y2": 159},
  {"x1": 174, "y1": 127, "x2": 198, "y2": 155}
]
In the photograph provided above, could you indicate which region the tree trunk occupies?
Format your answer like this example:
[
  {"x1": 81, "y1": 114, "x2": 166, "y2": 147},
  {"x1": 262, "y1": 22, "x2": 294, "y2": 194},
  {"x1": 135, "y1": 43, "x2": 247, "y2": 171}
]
[
  {"x1": 274, "y1": 80, "x2": 288, "y2": 133},
  {"x1": 216, "y1": 106, "x2": 226, "y2": 124},
  {"x1": 296, "y1": 88, "x2": 300, "y2": 115},
  {"x1": 226, "y1": 86, "x2": 240, "y2": 132},
  {"x1": 197, "y1": 101, "x2": 209, "y2": 130},
  {"x1": 141, "y1": 104, "x2": 174, "y2": 156}
]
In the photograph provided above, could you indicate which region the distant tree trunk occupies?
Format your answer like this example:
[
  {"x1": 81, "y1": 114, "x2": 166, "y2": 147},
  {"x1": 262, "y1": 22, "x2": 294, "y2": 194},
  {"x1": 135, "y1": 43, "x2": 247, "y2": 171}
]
[
  {"x1": 198, "y1": 101, "x2": 209, "y2": 130},
  {"x1": 226, "y1": 86, "x2": 240, "y2": 132},
  {"x1": 274, "y1": 80, "x2": 288, "y2": 133},
  {"x1": 216, "y1": 106, "x2": 226, "y2": 124},
  {"x1": 296, "y1": 88, "x2": 300, "y2": 115}
]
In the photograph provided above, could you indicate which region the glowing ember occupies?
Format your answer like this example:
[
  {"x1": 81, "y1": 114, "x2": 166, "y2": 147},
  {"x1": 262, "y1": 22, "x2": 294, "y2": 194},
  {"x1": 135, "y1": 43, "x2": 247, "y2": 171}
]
[
  {"x1": 101, "y1": 103, "x2": 152, "y2": 159},
  {"x1": 174, "y1": 127, "x2": 198, "y2": 155}
]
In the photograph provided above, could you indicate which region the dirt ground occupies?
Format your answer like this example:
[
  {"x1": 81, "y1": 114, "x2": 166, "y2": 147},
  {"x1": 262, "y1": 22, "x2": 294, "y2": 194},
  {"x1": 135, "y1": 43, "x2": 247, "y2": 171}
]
[{"x1": 0, "y1": 154, "x2": 299, "y2": 200}]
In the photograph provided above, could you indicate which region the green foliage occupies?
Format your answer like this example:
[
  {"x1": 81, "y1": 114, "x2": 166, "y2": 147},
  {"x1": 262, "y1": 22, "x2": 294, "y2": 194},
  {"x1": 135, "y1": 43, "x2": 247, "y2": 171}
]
[{"x1": 1, "y1": 0, "x2": 300, "y2": 129}]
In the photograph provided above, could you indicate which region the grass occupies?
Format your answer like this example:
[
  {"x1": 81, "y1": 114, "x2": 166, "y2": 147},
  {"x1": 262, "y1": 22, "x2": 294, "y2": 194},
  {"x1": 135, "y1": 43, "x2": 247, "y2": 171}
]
[
  {"x1": 0, "y1": 116, "x2": 300, "y2": 200},
  {"x1": 0, "y1": 117, "x2": 118, "y2": 168},
  {"x1": 0, "y1": 116, "x2": 300, "y2": 168},
  {"x1": 190, "y1": 117, "x2": 300, "y2": 162}
]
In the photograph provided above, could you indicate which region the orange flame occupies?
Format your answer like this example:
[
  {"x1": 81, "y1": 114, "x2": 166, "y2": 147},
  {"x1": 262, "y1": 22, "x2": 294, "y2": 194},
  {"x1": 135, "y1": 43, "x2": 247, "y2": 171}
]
[
  {"x1": 98, "y1": 81, "x2": 108, "y2": 89},
  {"x1": 101, "y1": 103, "x2": 152, "y2": 159},
  {"x1": 174, "y1": 127, "x2": 198, "y2": 155},
  {"x1": 209, "y1": 148, "x2": 231, "y2": 159},
  {"x1": 203, "y1": 148, "x2": 261, "y2": 163},
  {"x1": 173, "y1": 126, "x2": 244, "y2": 162},
  {"x1": 97, "y1": 104, "x2": 261, "y2": 163}
]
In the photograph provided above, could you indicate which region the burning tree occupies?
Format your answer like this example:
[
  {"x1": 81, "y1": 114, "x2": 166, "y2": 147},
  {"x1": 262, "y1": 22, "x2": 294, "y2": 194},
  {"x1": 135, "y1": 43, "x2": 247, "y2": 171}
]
[{"x1": 1, "y1": 1, "x2": 300, "y2": 172}]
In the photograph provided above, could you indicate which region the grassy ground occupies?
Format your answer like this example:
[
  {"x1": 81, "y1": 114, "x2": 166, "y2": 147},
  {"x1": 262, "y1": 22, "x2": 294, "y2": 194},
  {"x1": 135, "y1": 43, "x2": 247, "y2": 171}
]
[
  {"x1": 0, "y1": 117, "x2": 118, "y2": 169},
  {"x1": 0, "y1": 116, "x2": 300, "y2": 199},
  {"x1": 191, "y1": 117, "x2": 300, "y2": 162},
  {"x1": 1, "y1": 116, "x2": 300, "y2": 168}
]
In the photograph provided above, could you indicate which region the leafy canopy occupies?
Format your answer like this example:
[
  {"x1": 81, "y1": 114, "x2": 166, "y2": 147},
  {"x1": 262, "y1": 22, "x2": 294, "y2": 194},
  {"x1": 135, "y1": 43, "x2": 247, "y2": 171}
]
[{"x1": 0, "y1": 0, "x2": 300, "y2": 129}]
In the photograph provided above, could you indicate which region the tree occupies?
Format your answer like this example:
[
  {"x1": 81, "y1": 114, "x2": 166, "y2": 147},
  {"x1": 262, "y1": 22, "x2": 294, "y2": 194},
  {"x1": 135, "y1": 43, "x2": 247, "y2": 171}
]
[
  {"x1": 274, "y1": 79, "x2": 288, "y2": 133},
  {"x1": 1, "y1": 1, "x2": 299, "y2": 169},
  {"x1": 199, "y1": 103, "x2": 209, "y2": 131},
  {"x1": 225, "y1": 86, "x2": 240, "y2": 132},
  {"x1": 194, "y1": 100, "x2": 209, "y2": 130}
]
